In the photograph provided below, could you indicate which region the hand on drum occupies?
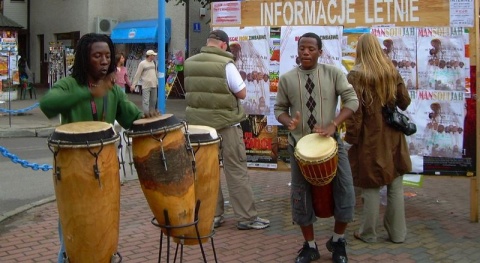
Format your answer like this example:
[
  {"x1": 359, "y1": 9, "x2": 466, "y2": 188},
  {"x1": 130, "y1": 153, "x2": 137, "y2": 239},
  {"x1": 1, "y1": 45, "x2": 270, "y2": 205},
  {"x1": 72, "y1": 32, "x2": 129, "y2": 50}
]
[
  {"x1": 142, "y1": 110, "x2": 162, "y2": 118},
  {"x1": 313, "y1": 123, "x2": 336, "y2": 137}
]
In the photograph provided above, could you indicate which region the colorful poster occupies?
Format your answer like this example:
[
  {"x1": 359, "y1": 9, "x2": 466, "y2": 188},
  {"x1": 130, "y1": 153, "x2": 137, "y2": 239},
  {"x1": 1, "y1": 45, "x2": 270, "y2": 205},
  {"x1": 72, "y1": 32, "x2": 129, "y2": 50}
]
[
  {"x1": 279, "y1": 26, "x2": 343, "y2": 75},
  {"x1": 342, "y1": 28, "x2": 370, "y2": 72},
  {"x1": 219, "y1": 26, "x2": 271, "y2": 115},
  {"x1": 405, "y1": 90, "x2": 466, "y2": 173},
  {"x1": 417, "y1": 27, "x2": 466, "y2": 91},
  {"x1": 241, "y1": 115, "x2": 278, "y2": 169},
  {"x1": 371, "y1": 27, "x2": 417, "y2": 90}
]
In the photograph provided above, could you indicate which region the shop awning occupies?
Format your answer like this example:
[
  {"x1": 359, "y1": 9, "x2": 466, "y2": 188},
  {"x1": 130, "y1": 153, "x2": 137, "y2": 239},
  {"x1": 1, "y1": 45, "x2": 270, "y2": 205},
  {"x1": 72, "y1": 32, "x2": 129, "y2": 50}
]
[{"x1": 111, "y1": 18, "x2": 171, "y2": 44}]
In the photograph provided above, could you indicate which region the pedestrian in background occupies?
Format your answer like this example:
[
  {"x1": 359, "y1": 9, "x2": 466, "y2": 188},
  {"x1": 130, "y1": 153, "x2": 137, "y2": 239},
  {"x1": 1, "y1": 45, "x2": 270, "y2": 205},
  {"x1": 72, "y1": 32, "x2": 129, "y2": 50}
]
[
  {"x1": 184, "y1": 29, "x2": 270, "y2": 230},
  {"x1": 114, "y1": 53, "x2": 132, "y2": 93},
  {"x1": 274, "y1": 32, "x2": 358, "y2": 263},
  {"x1": 345, "y1": 33, "x2": 412, "y2": 244},
  {"x1": 39, "y1": 33, "x2": 153, "y2": 262},
  {"x1": 131, "y1": 49, "x2": 158, "y2": 114}
]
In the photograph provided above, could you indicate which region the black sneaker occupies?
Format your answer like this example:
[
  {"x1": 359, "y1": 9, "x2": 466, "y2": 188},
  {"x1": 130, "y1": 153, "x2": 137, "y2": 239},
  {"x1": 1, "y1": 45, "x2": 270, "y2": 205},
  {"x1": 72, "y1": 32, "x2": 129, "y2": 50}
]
[
  {"x1": 295, "y1": 241, "x2": 320, "y2": 263},
  {"x1": 326, "y1": 237, "x2": 348, "y2": 263}
]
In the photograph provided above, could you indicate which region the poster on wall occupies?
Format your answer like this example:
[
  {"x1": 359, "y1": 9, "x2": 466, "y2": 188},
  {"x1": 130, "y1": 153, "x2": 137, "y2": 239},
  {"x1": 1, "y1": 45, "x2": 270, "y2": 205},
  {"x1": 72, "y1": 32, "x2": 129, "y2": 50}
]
[
  {"x1": 405, "y1": 90, "x2": 467, "y2": 173},
  {"x1": 241, "y1": 115, "x2": 278, "y2": 169},
  {"x1": 219, "y1": 26, "x2": 271, "y2": 115},
  {"x1": 279, "y1": 26, "x2": 343, "y2": 75},
  {"x1": 371, "y1": 27, "x2": 417, "y2": 90},
  {"x1": 341, "y1": 28, "x2": 370, "y2": 72},
  {"x1": 417, "y1": 27, "x2": 466, "y2": 91}
]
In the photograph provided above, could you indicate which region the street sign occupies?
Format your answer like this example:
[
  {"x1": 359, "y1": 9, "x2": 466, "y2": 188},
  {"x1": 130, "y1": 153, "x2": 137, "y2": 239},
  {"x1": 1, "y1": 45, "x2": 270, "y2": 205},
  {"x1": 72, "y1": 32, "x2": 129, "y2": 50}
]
[{"x1": 193, "y1": 22, "x2": 201, "y2": 32}]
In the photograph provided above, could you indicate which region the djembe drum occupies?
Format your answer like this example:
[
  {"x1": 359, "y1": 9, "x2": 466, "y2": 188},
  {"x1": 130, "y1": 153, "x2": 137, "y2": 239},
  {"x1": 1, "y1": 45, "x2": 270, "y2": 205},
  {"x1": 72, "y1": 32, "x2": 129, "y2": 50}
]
[
  {"x1": 294, "y1": 134, "x2": 338, "y2": 218},
  {"x1": 125, "y1": 114, "x2": 195, "y2": 237},
  {"x1": 174, "y1": 125, "x2": 222, "y2": 245},
  {"x1": 48, "y1": 121, "x2": 120, "y2": 262}
]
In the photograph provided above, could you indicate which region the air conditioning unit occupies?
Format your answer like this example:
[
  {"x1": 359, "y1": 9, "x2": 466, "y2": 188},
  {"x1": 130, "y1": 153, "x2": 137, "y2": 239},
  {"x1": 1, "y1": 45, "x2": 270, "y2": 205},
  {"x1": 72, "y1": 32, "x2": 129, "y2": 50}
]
[{"x1": 94, "y1": 17, "x2": 118, "y2": 35}]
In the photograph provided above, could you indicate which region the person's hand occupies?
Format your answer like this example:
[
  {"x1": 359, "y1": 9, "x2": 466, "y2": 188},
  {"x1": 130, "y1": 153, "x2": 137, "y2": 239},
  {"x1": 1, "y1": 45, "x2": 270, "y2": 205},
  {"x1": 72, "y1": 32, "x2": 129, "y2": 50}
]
[
  {"x1": 287, "y1": 111, "x2": 301, "y2": 130},
  {"x1": 142, "y1": 110, "x2": 161, "y2": 118},
  {"x1": 313, "y1": 122, "x2": 336, "y2": 137},
  {"x1": 89, "y1": 73, "x2": 116, "y2": 97}
]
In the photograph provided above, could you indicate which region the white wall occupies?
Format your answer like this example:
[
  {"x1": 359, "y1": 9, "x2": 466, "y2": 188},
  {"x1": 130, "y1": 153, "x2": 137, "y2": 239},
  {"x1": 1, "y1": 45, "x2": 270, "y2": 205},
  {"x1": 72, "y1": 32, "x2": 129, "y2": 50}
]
[
  {"x1": 29, "y1": 0, "x2": 88, "y2": 79},
  {"x1": 3, "y1": 0, "x2": 28, "y2": 28},
  {"x1": 29, "y1": 0, "x2": 185, "y2": 83}
]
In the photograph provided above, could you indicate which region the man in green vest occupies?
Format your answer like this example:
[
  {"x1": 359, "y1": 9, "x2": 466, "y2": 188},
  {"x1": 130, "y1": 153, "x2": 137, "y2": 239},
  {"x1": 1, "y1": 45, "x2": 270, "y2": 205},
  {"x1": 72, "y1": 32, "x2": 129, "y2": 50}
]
[{"x1": 184, "y1": 30, "x2": 270, "y2": 230}]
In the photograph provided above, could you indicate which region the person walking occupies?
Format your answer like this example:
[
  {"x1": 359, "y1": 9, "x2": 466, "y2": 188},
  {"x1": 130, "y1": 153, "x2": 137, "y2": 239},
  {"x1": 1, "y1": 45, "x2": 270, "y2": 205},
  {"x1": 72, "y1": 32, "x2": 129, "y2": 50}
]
[
  {"x1": 184, "y1": 29, "x2": 270, "y2": 230},
  {"x1": 274, "y1": 32, "x2": 359, "y2": 263},
  {"x1": 39, "y1": 33, "x2": 153, "y2": 262},
  {"x1": 114, "y1": 52, "x2": 132, "y2": 93},
  {"x1": 345, "y1": 33, "x2": 412, "y2": 244},
  {"x1": 131, "y1": 49, "x2": 158, "y2": 114}
]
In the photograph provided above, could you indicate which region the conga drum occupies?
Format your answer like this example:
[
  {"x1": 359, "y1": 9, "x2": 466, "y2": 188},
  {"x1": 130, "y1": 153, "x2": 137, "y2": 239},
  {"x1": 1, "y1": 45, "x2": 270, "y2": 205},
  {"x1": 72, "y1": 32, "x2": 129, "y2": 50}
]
[
  {"x1": 125, "y1": 114, "x2": 195, "y2": 237},
  {"x1": 174, "y1": 125, "x2": 222, "y2": 245},
  {"x1": 48, "y1": 121, "x2": 120, "y2": 262},
  {"x1": 294, "y1": 134, "x2": 338, "y2": 218}
]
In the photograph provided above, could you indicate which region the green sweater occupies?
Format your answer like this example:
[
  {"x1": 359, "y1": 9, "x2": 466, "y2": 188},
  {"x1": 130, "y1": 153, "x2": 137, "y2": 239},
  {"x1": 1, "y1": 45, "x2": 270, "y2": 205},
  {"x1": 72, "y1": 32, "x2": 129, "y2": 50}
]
[
  {"x1": 40, "y1": 76, "x2": 143, "y2": 129},
  {"x1": 274, "y1": 64, "x2": 359, "y2": 146}
]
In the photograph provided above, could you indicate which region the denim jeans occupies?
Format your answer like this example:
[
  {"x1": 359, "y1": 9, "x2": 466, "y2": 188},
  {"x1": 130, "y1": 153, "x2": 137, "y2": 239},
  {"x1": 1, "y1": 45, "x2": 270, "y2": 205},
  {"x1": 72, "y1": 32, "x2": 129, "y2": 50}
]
[{"x1": 57, "y1": 220, "x2": 65, "y2": 262}]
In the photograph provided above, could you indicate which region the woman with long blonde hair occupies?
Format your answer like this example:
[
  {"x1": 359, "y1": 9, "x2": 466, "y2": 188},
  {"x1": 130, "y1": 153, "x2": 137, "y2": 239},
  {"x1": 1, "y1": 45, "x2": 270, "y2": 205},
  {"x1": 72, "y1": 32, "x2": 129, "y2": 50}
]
[{"x1": 345, "y1": 33, "x2": 412, "y2": 244}]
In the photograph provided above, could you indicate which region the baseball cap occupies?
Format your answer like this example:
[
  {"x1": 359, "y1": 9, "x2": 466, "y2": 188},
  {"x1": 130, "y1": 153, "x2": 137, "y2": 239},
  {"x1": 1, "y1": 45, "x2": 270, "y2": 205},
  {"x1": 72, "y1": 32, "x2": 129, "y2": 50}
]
[
  {"x1": 146, "y1": 50, "x2": 157, "y2": 56},
  {"x1": 208, "y1": 30, "x2": 231, "y2": 52}
]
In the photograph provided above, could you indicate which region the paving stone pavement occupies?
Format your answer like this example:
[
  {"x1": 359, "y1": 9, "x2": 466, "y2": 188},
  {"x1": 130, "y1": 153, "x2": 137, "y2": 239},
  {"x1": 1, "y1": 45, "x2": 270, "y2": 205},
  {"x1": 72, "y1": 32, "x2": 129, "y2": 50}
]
[{"x1": 0, "y1": 171, "x2": 479, "y2": 262}]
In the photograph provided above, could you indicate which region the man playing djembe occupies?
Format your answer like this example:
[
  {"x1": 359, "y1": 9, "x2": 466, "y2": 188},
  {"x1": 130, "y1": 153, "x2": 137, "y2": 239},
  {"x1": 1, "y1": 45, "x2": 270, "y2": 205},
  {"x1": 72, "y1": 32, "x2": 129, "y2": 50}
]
[{"x1": 274, "y1": 32, "x2": 359, "y2": 263}]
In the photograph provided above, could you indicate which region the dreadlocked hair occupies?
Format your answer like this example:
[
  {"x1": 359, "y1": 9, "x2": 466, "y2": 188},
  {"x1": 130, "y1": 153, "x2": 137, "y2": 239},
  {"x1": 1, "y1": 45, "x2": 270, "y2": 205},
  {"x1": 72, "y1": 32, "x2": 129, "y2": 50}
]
[
  {"x1": 71, "y1": 33, "x2": 116, "y2": 85},
  {"x1": 354, "y1": 33, "x2": 398, "y2": 109}
]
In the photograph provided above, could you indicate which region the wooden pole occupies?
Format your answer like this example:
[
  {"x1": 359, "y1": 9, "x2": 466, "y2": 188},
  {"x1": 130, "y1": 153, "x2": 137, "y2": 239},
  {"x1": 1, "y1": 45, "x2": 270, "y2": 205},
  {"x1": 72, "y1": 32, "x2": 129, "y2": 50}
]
[{"x1": 473, "y1": 0, "x2": 480, "y2": 223}]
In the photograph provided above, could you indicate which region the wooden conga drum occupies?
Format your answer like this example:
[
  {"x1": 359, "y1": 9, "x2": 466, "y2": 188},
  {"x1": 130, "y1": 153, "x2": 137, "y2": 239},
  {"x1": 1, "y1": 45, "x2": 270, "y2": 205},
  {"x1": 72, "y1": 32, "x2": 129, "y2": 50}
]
[
  {"x1": 125, "y1": 114, "x2": 195, "y2": 237},
  {"x1": 294, "y1": 134, "x2": 338, "y2": 218},
  {"x1": 174, "y1": 125, "x2": 221, "y2": 245},
  {"x1": 48, "y1": 121, "x2": 120, "y2": 262}
]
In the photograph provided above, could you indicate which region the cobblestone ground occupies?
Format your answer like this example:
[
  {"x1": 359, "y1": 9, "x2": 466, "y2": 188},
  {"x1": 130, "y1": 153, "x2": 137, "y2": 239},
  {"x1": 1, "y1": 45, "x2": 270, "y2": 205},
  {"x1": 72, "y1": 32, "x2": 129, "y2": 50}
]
[{"x1": 1, "y1": 170, "x2": 479, "y2": 262}]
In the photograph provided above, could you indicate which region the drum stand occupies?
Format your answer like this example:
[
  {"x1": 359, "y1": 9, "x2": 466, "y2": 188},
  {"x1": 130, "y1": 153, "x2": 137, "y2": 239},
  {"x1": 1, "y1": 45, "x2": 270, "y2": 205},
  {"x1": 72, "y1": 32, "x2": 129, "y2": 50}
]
[{"x1": 151, "y1": 200, "x2": 218, "y2": 263}]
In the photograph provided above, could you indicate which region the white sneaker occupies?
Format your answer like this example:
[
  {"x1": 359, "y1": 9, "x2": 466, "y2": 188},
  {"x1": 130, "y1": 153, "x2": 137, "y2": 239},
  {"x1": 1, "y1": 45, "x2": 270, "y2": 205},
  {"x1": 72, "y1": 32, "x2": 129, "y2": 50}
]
[{"x1": 213, "y1": 215, "x2": 225, "y2": 228}]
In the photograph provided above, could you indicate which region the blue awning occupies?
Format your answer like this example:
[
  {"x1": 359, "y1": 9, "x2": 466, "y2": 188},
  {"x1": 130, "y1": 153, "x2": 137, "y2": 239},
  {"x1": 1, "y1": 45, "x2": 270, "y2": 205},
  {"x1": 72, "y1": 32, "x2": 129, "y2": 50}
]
[{"x1": 111, "y1": 18, "x2": 171, "y2": 44}]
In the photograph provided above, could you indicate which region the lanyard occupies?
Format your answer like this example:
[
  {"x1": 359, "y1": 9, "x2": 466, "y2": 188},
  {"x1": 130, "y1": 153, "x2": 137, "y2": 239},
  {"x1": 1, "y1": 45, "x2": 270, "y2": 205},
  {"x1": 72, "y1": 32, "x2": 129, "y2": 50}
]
[{"x1": 90, "y1": 96, "x2": 108, "y2": 121}]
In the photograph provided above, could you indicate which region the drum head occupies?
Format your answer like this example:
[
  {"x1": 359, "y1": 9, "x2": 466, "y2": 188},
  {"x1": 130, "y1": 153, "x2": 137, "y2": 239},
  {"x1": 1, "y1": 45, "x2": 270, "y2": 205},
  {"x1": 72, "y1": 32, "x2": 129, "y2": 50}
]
[
  {"x1": 187, "y1": 125, "x2": 219, "y2": 144},
  {"x1": 48, "y1": 121, "x2": 118, "y2": 147},
  {"x1": 126, "y1": 114, "x2": 183, "y2": 137},
  {"x1": 295, "y1": 134, "x2": 337, "y2": 161}
]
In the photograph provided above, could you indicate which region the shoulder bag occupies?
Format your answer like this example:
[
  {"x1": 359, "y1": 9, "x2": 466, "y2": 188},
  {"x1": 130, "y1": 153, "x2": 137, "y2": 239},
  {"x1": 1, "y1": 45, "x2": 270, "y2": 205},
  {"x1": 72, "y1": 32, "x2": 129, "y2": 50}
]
[{"x1": 382, "y1": 105, "x2": 417, "y2": 136}]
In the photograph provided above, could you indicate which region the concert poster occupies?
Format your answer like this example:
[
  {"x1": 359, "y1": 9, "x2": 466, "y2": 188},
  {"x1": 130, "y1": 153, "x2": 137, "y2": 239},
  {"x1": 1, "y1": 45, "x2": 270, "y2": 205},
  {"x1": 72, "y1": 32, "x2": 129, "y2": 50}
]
[
  {"x1": 279, "y1": 26, "x2": 343, "y2": 75},
  {"x1": 219, "y1": 26, "x2": 271, "y2": 115},
  {"x1": 416, "y1": 27, "x2": 466, "y2": 91},
  {"x1": 241, "y1": 115, "x2": 278, "y2": 169},
  {"x1": 405, "y1": 90, "x2": 466, "y2": 173},
  {"x1": 371, "y1": 27, "x2": 417, "y2": 90}
]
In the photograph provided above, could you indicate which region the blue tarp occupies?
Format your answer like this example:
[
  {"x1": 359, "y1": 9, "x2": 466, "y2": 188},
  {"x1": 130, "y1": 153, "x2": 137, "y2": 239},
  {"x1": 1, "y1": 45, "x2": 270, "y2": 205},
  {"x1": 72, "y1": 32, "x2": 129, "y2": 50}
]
[{"x1": 111, "y1": 18, "x2": 171, "y2": 44}]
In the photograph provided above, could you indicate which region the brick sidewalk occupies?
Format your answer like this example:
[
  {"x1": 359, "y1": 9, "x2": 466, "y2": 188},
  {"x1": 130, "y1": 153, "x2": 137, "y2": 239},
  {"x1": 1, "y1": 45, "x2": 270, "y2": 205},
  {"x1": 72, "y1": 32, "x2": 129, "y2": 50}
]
[{"x1": 1, "y1": 171, "x2": 479, "y2": 262}]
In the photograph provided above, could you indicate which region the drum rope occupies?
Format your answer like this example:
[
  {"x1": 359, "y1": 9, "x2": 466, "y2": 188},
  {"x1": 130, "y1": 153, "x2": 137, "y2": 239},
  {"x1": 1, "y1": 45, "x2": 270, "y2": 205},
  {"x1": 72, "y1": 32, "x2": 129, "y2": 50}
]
[
  {"x1": 149, "y1": 129, "x2": 168, "y2": 171},
  {"x1": 0, "y1": 102, "x2": 40, "y2": 114},
  {"x1": 183, "y1": 122, "x2": 198, "y2": 180},
  {"x1": 86, "y1": 140, "x2": 104, "y2": 187},
  {"x1": 122, "y1": 132, "x2": 135, "y2": 175},
  {"x1": 47, "y1": 142, "x2": 61, "y2": 181},
  {"x1": 0, "y1": 145, "x2": 53, "y2": 171}
]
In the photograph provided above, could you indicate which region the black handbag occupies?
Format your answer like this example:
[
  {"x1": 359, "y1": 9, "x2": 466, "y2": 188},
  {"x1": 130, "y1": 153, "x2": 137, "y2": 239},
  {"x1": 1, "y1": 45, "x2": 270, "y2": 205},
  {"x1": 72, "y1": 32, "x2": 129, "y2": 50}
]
[{"x1": 382, "y1": 105, "x2": 417, "y2": 136}]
